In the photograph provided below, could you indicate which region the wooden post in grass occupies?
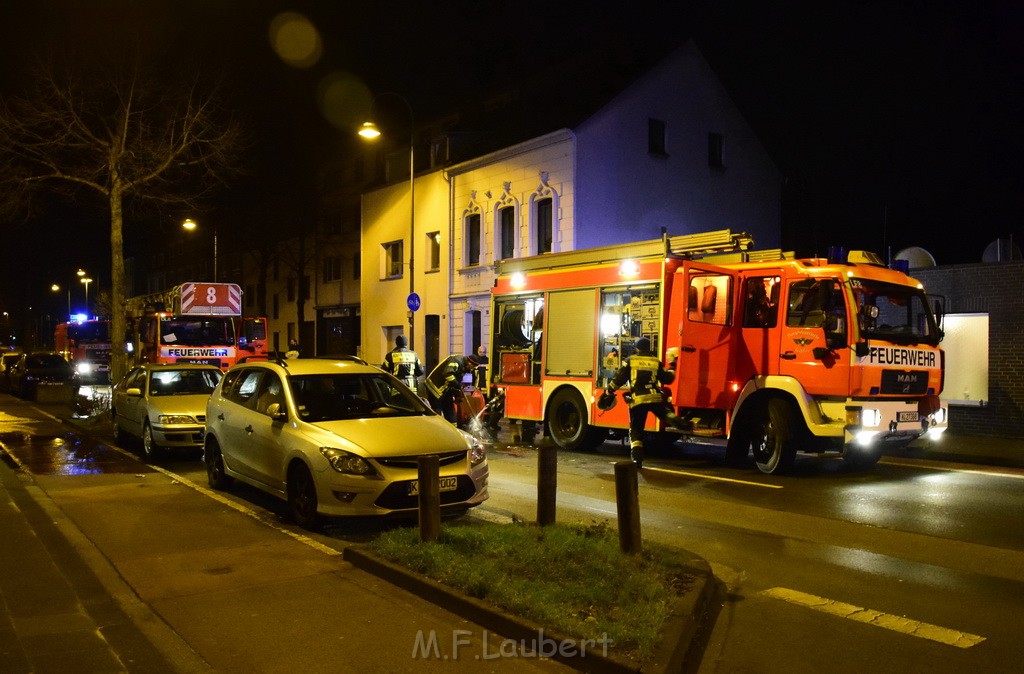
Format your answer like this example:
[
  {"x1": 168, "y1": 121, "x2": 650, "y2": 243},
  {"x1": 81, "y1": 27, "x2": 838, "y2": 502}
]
[
  {"x1": 418, "y1": 455, "x2": 441, "y2": 542},
  {"x1": 614, "y1": 461, "x2": 642, "y2": 554},
  {"x1": 537, "y1": 440, "x2": 557, "y2": 526}
]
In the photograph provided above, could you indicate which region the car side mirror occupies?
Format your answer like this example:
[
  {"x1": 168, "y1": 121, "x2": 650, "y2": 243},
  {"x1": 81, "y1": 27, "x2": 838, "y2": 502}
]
[
  {"x1": 265, "y1": 402, "x2": 287, "y2": 421},
  {"x1": 126, "y1": 387, "x2": 142, "y2": 397}
]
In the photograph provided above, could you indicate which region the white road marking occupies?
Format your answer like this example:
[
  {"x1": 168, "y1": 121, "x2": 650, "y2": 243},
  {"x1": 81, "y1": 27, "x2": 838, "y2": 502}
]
[
  {"x1": 761, "y1": 587, "x2": 986, "y2": 648},
  {"x1": 641, "y1": 465, "x2": 784, "y2": 488}
]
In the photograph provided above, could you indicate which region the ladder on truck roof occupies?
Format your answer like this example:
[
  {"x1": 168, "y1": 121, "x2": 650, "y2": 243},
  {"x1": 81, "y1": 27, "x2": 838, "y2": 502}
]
[{"x1": 495, "y1": 229, "x2": 767, "y2": 276}]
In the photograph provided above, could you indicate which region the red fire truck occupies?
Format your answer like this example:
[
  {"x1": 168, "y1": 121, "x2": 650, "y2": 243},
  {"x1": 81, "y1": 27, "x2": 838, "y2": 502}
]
[
  {"x1": 126, "y1": 282, "x2": 268, "y2": 371},
  {"x1": 55, "y1": 319, "x2": 112, "y2": 385},
  {"x1": 489, "y1": 229, "x2": 947, "y2": 473}
]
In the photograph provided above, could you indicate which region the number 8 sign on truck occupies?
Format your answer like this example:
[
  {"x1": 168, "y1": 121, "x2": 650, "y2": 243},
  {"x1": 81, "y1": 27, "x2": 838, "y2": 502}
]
[{"x1": 181, "y1": 282, "x2": 242, "y2": 316}]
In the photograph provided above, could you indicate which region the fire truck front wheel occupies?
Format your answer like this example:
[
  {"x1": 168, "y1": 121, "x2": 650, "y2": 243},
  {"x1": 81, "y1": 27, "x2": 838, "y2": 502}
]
[
  {"x1": 751, "y1": 398, "x2": 798, "y2": 475},
  {"x1": 547, "y1": 388, "x2": 606, "y2": 452}
]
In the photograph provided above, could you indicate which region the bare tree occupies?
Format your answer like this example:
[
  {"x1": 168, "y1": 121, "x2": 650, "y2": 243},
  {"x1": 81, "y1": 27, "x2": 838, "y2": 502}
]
[{"x1": 0, "y1": 59, "x2": 247, "y2": 382}]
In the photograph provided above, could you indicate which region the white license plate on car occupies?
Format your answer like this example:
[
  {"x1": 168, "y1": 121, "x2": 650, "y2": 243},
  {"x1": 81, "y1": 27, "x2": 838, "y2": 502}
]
[
  {"x1": 897, "y1": 411, "x2": 919, "y2": 422},
  {"x1": 408, "y1": 476, "x2": 459, "y2": 496}
]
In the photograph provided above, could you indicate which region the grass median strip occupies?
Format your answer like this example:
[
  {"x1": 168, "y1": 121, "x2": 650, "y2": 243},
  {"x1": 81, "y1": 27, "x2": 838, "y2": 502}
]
[{"x1": 366, "y1": 519, "x2": 698, "y2": 662}]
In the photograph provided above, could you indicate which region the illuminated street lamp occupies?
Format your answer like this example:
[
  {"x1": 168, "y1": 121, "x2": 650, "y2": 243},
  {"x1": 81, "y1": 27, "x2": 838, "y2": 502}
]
[
  {"x1": 182, "y1": 218, "x2": 218, "y2": 281},
  {"x1": 359, "y1": 92, "x2": 417, "y2": 351}
]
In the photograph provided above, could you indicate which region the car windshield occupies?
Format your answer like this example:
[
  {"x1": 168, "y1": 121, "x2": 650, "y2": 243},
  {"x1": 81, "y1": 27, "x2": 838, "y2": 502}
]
[
  {"x1": 851, "y1": 278, "x2": 940, "y2": 346},
  {"x1": 289, "y1": 372, "x2": 430, "y2": 422},
  {"x1": 149, "y1": 369, "x2": 222, "y2": 396},
  {"x1": 67, "y1": 321, "x2": 110, "y2": 342}
]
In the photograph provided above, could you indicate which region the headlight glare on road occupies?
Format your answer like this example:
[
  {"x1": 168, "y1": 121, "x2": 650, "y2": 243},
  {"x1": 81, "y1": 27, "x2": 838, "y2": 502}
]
[
  {"x1": 320, "y1": 447, "x2": 374, "y2": 475},
  {"x1": 158, "y1": 414, "x2": 197, "y2": 424}
]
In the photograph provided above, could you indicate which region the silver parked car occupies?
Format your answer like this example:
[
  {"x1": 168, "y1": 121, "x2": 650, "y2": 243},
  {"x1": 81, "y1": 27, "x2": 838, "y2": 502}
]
[
  {"x1": 203, "y1": 357, "x2": 489, "y2": 529},
  {"x1": 112, "y1": 363, "x2": 223, "y2": 461}
]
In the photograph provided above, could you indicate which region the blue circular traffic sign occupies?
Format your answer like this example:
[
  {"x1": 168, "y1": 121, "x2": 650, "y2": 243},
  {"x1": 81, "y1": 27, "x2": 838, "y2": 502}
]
[{"x1": 407, "y1": 292, "x2": 421, "y2": 312}]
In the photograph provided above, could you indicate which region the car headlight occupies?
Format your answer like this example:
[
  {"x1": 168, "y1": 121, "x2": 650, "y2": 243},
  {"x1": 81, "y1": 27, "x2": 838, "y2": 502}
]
[
  {"x1": 158, "y1": 414, "x2": 197, "y2": 424},
  {"x1": 320, "y1": 447, "x2": 375, "y2": 475},
  {"x1": 459, "y1": 429, "x2": 487, "y2": 467}
]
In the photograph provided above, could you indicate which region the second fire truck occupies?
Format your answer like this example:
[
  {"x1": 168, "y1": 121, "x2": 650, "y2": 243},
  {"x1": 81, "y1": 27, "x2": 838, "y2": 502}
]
[
  {"x1": 126, "y1": 282, "x2": 268, "y2": 371},
  {"x1": 489, "y1": 229, "x2": 948, "y2": 474}
]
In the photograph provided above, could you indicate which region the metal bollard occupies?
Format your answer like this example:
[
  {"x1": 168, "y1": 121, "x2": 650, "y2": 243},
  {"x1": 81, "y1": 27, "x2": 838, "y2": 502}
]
[
  {"x1": 537, "y1": 441, "x2": 557, "y2": 526},
  {"x1": 614, "y1": 461, "x2": 642, "y2": 555},
  {"x1": 417, "y1": 455, "x2": 441, "y2": 542}
]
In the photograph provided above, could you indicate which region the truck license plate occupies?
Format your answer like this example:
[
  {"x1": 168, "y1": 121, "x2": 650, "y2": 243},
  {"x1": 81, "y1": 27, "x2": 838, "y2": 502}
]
[
  {"x1": 408, "y1": 476, "x2": 459, "y2": 496},
  {"x1": 897, "y1": 411, "x2": 919, "y2": 422}
]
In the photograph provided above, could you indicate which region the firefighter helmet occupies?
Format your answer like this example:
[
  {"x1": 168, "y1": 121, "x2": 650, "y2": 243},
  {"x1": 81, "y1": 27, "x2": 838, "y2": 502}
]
[{"x1": 597, "y1": 389, "x2": 617, "y2": 411}]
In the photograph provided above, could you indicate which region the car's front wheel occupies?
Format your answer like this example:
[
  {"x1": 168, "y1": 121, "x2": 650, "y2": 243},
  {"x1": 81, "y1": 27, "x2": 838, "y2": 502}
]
[
  {"x1": 287, "y1": 462, "x2": 319, "y2": 531},
  {"x1": 112, "y1": 411, "x2": 130, "y2": 446},
  {"x1": 205, "y1": 439, "x2": 233, "y2": 490},
  {"x1": 142, "y1": 421, "x2": 163, "y2": 462}
]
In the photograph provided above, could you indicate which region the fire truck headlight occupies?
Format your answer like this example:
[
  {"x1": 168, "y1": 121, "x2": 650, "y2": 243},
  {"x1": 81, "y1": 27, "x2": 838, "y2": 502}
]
[
  {"x1": 862, "y1": 409, "x2": 882, "y2": 427},
  {"x1": 76, "y1": 362, "x2": 93, "y2": 375},
  {"x1": 855, "y1": 430, "x2": 878, "y2": 445},
  {"x1": 931, "y1": 407, "x2": 947, "y2": 425},
  {"x1": 847, "y1": 407, "x2": 881, "y2": 428},
  {"x1": 158, "y1": 414, "x2": 197, "y2": 425}
]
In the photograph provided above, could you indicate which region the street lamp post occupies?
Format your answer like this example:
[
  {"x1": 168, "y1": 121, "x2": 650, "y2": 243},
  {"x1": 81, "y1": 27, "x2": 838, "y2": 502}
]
[
  {"x1": 359, "y1": 92, "x2": 417, "y2": 352},
  {"x1": 80, "y1": 276, "x2": 92, "y2": 317},
  {"x1": 182, "y1": 218, "x2": 218, "y2": 281}
]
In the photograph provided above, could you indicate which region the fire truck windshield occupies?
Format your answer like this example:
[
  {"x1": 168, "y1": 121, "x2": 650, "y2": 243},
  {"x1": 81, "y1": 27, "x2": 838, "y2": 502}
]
[
  {"x1": 67, "y1": 321, "x2": 110, "y2": 342},
  {"x1": 851, "y1": 278, "x2": 939, "y2": 346},
  {"x1": 159, "y1": 317, "x2": 235, "y2": 346}
]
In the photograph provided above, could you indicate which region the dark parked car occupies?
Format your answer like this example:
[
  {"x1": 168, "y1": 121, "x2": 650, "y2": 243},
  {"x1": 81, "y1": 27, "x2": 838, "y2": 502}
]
[{"x1": 8, "y1": 351, "x2": 74, "y2": 400}]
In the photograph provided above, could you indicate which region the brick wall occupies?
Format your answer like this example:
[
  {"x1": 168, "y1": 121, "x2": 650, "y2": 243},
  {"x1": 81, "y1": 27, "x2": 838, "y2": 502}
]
[{"x1": 913, "y1": 261, "x2": 1024, "y2": 438}]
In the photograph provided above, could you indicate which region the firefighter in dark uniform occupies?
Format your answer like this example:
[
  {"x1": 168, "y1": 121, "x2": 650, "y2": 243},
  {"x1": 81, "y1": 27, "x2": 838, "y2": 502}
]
[
  {"x1": 600, "y1": 336, "x2": 688, "y2": 468},
  {"x1": 424, "y1": 354, "x2": 477, "y2": 425},
  {"x1": 382, "y1": 335, "x2": 424, "y2": 393}
]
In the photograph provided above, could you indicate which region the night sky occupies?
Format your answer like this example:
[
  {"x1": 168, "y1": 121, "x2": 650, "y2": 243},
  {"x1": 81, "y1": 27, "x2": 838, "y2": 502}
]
[{"x1": 1, "y1": 0, "x2": 1021, "y2": 320}]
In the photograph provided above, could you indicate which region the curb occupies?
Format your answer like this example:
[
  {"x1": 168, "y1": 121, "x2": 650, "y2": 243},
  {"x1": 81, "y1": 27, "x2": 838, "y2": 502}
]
[{"x1": 343, "y1": 546, "x2": 716, "y2": 673}]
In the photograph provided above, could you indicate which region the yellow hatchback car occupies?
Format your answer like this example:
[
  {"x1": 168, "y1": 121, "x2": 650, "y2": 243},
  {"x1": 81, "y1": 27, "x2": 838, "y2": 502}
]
[{"x1": 203, "y1": 357, "x2": 489, "y2": 529}]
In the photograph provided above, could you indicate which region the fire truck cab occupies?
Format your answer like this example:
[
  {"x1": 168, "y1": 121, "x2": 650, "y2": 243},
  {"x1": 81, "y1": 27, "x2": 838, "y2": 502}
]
[
  {"x1": 489, "y1": 230, "x2": 947, "y2": 474},
  {"x1": 127, "y1": 282, "x2": 268, "y2": 372}
]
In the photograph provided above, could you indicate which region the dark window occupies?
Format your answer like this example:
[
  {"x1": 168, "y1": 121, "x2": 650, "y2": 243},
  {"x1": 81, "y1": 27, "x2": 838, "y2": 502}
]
[
  {"x1": 708, "y1": 132, "x2": 724, "y2": 168},
  {"x1": 324, "y1": 256, "x2": 342, "y2": 282},
  {"x1": 467, "y1": 213, "x2": 481, "y2": 266},
  {"x1": 499, "y1": 207, "x2": 515, "y2": 260},
  {"x1": 536, "y1": 198, "x2": 552, "y2": 254},
  {"x1": 287, "y1": 278, "x2": 296, "y2": 301},
  {"x1": 427, "y1": 231, "x2": 441, "y2": 272},
  {"x1": 649, "y1": 119, "x2": 667, "y2": 156},
  {"x1": 384, "y1": 241, "x2": 403, "y2": 278}
]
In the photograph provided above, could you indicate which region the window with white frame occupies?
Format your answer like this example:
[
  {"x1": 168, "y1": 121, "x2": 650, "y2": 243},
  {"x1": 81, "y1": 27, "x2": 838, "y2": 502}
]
[
  {"x1": 465, "y1": 213, "x2": 481, "y2": 266},
  {"x1": 499, "y1": 206, "x2": 515, "y2": 260},
  {"x1": 535, "y1": 197, "x2": 553, "y2": 254},
  {"x1": 381, "y1": 240, "x2": 404, "y2": 279},
  {"x1": 427, "y1": 231, "x2": 441, "y2": 272}
]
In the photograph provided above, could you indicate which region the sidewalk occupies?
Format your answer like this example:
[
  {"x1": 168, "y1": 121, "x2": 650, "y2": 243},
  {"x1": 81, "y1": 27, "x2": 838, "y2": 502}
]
[{"x1": 1, "y1": 394, "x2": 1020, "y2": 673}]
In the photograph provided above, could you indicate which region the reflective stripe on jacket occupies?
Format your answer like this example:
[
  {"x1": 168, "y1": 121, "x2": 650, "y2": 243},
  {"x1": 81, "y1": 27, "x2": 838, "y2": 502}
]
[{"x1": 627, "y1": 355, "x2": 664, "y2": 406}]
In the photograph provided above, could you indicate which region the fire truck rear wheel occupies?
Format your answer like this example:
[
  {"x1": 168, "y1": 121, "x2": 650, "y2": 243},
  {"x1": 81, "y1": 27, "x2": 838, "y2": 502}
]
[
  {"x1": 142, "y1": 421, "x2": 164, "y2": 462},
  {"x1": 752, "y1": 398, "x2": 798, "y2": 474},
  {"x1": 547, "y1": 388, "x2": 606, "y2": 452}
]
